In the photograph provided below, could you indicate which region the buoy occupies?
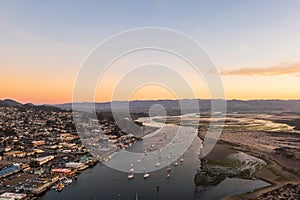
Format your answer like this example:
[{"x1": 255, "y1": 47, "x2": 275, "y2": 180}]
[{"x1": 156, "y1": 185, "x2": 160, "y2": 192}]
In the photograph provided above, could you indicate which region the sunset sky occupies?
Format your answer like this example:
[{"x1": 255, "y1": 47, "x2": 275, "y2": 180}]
[{"x1": 1, "y1": 1, "x2": 300, "y2": 104}]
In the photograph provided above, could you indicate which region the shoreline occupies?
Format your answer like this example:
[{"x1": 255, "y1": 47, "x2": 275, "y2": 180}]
[
  {"x1": 141, "y1": 115, "x2": 300, "y2": 199},
  {"x1": 197, "y1": 133, "x2": 300, "y2": 199}
]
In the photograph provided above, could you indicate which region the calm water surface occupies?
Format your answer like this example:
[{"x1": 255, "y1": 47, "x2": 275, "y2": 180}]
[{"x1": 41, "y1": 117, "x2": 270, "y2": 200}]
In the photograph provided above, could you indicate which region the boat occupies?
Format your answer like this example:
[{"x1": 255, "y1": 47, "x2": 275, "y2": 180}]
[
  {"x1": 167, "y1": 166, "x2": 171, "y2": 171},
  {"x1": 143, "y1": 173, "x2": 150, "y2": 179},
  {"x1": 174, "y1": 162, "x2": 178, "y2": 166},
  {"x1": 130, "y1": 168, "x2": 134, "y2": 172},
  {"x1": 180, "y1": 158, "x2": 184, "y2": 162},
  {"x1": 56, "y1": 183, "x2": 64, "y2": 192},
  {"x1": 156, "y1": 185, "x2": 160, "y2": 192},
  {"x1": 166, "y1": 174, "x2": 171, "y2": 179},
  {"x1": 128, "y1": 174, "x2": 134, "y2": 179},
  {"x1": 155, "y1": 162, "x2": 160, "y2": 167},
  {"x1": 63, "y1": 178, "x2": 72, "y2": 185},
  {"x1": 78, "y1": 164, "x2": 89, "y2": 171}
]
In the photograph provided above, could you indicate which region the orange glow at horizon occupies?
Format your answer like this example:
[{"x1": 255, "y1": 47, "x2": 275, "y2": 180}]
[
  {"x1": 0, "y1": 75, "x2": 74, "y2": 104},
  {"x1": 1, "y1": 74, "x2": 300, "y2": 104}
]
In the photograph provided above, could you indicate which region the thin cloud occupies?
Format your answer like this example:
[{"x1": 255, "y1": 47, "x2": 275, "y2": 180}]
[{"x1": 221, "y1": 62, "x2": 300, "y2": 76}]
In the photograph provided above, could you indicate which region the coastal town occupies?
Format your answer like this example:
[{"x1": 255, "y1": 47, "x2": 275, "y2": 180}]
[{"x1": 0, "y1": 104, "x2": 141, "y2": 199}]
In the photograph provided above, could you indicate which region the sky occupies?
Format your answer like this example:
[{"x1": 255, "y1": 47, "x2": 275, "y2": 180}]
[{"x1": 1, "y1": 0, "x2": 300, "y2": 104}]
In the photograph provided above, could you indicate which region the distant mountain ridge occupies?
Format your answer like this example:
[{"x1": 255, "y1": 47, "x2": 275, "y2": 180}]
[
  {"x1": 2, "y1": 99, "x2": 300, "y2": 113},
  {"x1": 56, "y1": 99, "x2": 300, "y2": 113},
  {"x1": 0, "y1": 99, "x2": 63, "y2": 112}
]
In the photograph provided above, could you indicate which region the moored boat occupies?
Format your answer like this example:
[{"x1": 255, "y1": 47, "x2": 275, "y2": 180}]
[
  {"x1": 143, "y1": 173, "x2": 150, "y2": 179},
  {"x1": 128, "y1": 174, "x2": 134, "y2": 179}
]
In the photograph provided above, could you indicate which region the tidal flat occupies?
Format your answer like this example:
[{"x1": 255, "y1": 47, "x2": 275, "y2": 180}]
[{"x1": 156, "y1": 112, "x2": 300, "y2": 199}]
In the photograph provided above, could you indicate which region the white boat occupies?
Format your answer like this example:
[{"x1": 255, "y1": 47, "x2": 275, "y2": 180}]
[
  {"x1": 64, "y1": 179, "x2": 72, "y2": 184},
  {"x1": 167, "y1": 166, "x2": 171, "y2": 171},
  {"x1": 166, "y1": 174, "x2": 171, "y2": 179},
  {"x1": 130, "y1": 168, "x2": 134, "y2": 172},
  {"x1": 180, "y1": 158, "x2": 184, "y2": 162},
  {"x1": 128, "y1": 174, "x2": 134, "y2": 179},
  {"x1": 174, "y1": 162, "x2": 178, "y2": 166},
  {"x1": 143, "y1": 173, "x2": 150, "y2": 178},
  {"x1": 155, "y1": 162, "x2": 160, "y2": 167}
]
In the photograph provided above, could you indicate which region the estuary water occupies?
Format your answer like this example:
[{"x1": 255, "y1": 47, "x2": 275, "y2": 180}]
[{"x1": 41, "y1": 116, "x2": 270, "y2": 200}]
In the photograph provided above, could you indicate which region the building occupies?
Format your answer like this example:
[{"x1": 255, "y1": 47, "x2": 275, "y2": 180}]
[
  {"x1": 51, "y1": 168, "x2": 72, "y2": 173},
  {"x1": 65, "y1": 162, "x2": 84, "y2": 169},
  {"x1": 0, "y1": 164, "x2": 21, "y2": 178},
  {"x1": 22, "y1": 177, "x2": 57, "y2": 195},
  {"x1": 3, "y1": 151, "x2": 26, "y2": 158},
  {"x1": 0, "y1": 192, "x2": 26, "y2": 200},
  {"x1": 30, "y1": 155, "x2": 54, "y2": 167},
  {"x1": 51, "y1": 168, "x2": 75, "y2": 177},
  {"x1": 32, "y1": 140, "x2": 46, "y2": 147}
]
